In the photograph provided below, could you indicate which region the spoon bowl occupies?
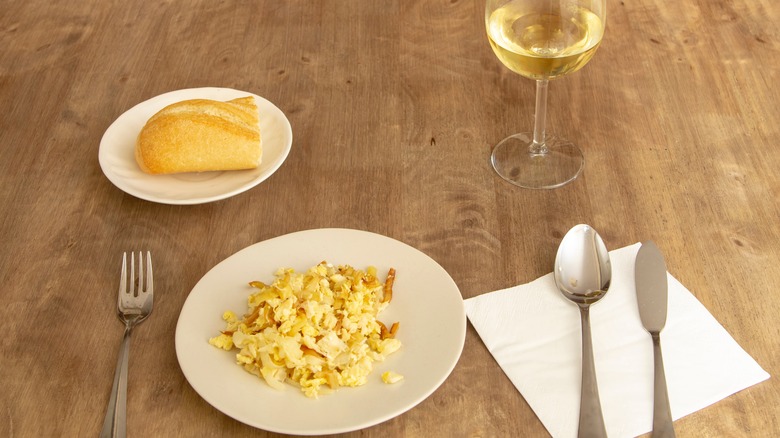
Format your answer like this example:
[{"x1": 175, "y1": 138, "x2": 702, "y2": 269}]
[
  {"x1": 554, "y1": 224, "x2": 612, "y2": 305},
  {"x1": 554, "y1": 224, "x2": 611, "y2": 438}
]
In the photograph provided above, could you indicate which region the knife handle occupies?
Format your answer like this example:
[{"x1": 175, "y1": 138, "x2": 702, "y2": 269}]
[{"x1": 651, "y1": 333, "x2": 676, "y2": 438}]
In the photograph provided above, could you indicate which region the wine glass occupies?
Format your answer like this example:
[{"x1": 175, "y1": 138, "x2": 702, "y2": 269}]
[{"x1": 486, "y1": 0, "x2": 606, "y2": 189}]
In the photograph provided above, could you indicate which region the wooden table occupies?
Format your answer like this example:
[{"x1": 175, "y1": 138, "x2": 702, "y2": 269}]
[{"x1": 2, "y1": 0, "x2": 778, "y2": 436}]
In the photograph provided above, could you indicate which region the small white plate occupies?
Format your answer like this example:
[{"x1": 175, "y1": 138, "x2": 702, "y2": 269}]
[
  {"x1": 98, "y1": 87, "x2": 292, "y2": 204},
  {"x1": 175, "y1": 228, "x2": 466, "y2": 435}
]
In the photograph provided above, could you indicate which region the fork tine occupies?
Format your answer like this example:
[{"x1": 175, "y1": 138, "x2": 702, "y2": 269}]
[
  {"x1": 131, "y1": 251, "x2": 137, "y2": 296},
  {"x1": 119, "y1": 252, "x2": 127, "y2": 299},
  {"x1": 145, "y1": 251, "x2": 153, "y2": 295},
  {"x1": 137, "y1": 251, "x2": 144, "y2": 295}
]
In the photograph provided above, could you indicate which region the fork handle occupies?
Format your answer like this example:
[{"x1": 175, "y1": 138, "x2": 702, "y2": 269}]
[{"x1": 100, "y1": 325, "x2": 132, "y2": 438}]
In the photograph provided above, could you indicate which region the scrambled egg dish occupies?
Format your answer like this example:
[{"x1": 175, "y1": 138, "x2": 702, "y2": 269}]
[{"x1": 209, "y1": 262, "x2": 402, "y2": 398}]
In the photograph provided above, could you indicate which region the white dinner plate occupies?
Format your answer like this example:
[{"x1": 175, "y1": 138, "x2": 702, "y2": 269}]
[
  {"x1": 175, "y1": 228, "x2": 466, "y2": 435},
  {"x1": 98, "y1": 87, "x2": 292, "y2": 204}
]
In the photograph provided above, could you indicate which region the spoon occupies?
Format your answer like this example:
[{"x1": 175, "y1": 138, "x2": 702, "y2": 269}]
[{"x1": 554, "y1": 224, "x2": 612, "y2": 438}]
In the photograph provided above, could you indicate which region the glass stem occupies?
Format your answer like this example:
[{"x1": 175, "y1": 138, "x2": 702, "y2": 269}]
[{"x1": 530, "y1": 79, "x2": 549, "y2": 155}]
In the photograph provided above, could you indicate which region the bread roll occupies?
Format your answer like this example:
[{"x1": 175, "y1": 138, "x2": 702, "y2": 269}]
[{"x1": 135, "y1": 96, "x2": 262, "y2": 174}]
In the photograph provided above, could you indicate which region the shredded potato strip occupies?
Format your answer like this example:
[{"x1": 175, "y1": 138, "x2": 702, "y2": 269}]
[{"x1": 382, "y1": 268, "x2": 396, "y2": 303}]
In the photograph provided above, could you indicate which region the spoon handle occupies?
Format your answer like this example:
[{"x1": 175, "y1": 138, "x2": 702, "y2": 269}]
[
  {"x1": 578, "y1": 305, "x2": 608, "y2": 438},
  {"x1": 651, "y1": 333, "x2": 676, "y2": 437}
]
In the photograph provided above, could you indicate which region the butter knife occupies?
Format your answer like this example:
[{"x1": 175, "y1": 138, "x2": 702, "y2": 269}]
[{"x1": 635, "y1": 241, "x2": 676, "y2": 438}]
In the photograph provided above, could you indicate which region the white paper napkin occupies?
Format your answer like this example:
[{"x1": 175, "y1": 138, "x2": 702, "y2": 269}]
[{"x1": 465, "y1": 243, "x2": 769, "y2": 438}]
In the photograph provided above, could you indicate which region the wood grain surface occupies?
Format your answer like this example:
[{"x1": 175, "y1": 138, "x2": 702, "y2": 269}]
[{"x1": 1, "y1": 0, "x2": 778, "y2": 436}]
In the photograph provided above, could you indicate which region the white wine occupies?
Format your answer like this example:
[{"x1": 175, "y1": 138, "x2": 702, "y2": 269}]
[{"x1": 487, "y1": 1, "x2": 604, "y2": 80}]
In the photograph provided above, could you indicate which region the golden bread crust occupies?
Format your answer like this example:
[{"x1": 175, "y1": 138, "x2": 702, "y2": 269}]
[{"x1": 135, "y1": 96, "x2": 262, "y2": 174}]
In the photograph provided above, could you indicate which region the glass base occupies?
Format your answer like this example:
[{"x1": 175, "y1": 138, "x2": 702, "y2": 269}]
[{"x1": 491, "y1": 133, "x2": 584, "y2": 189}]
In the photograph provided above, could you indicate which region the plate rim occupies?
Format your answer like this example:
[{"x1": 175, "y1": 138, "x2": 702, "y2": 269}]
[{"x1": 98, "y1": 87, "x2": 293, "y2": 205}]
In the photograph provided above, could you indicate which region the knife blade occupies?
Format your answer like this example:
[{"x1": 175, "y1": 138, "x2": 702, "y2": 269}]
[
  {"x1": 635, "y1": 241, "x2": 676, "y2": 437},
  {"x1": 636, "y1": 241, "x2": 668, "y2": 332}
]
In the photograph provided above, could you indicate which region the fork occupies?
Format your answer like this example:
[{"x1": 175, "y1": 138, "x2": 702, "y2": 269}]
[{"x1": 100, "y1": 251, "x2": 154, "y2": 438}]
